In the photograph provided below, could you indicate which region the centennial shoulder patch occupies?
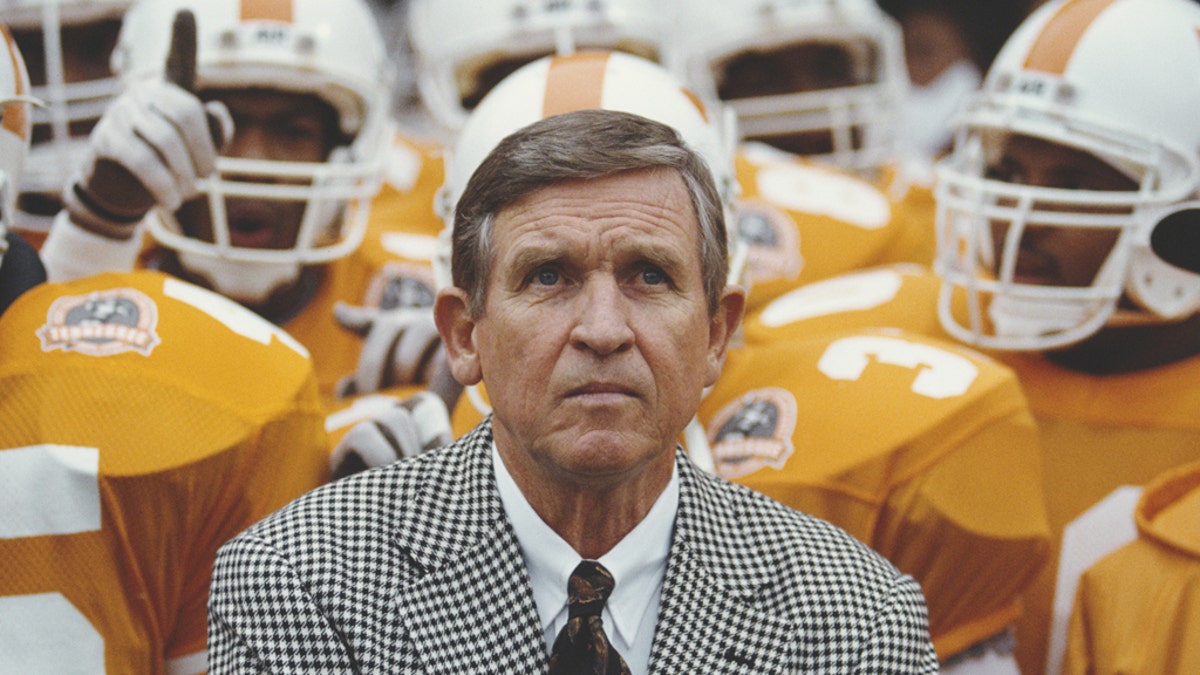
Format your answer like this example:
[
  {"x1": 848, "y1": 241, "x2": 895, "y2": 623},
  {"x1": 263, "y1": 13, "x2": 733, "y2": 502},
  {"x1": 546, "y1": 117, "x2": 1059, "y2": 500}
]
[
  {"x1": 364, "y1": 261, "x2": 437, "y2": 310},
  {"x1": 707, "y1": 387, "x2": 797, "y2": 480},
  {"x1": 735, "y1": 199, "x2": 803, "y2": 285},
  {"x1": 37, "y1": 287, "x2": 161, "y2": 357}
]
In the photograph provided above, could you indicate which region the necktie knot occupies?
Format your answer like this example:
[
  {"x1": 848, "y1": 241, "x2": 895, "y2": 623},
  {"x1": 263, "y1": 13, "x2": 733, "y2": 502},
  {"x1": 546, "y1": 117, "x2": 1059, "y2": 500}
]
[
  {"x1": 549, "y1": 560, "x2": 631, "y2": 675},
  {"x1": 567, "y1": 560, "x2": 615, "y2": 619}
]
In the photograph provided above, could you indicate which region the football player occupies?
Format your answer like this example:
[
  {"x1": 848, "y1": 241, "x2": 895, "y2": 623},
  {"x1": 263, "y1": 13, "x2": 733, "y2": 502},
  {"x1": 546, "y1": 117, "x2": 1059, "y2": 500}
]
[
  {"x1": 662, "y1": 0, "x2": 944, "y2": 315},
  {"x1": 35, "y1": 0, "x2": 402, "y2": 405},
  {"x1": 932, "y1": 1, "x2": 1200, "y2": 671},
  {"x1": 0, "y1": 22, "x2": 329, "y2": 672}
]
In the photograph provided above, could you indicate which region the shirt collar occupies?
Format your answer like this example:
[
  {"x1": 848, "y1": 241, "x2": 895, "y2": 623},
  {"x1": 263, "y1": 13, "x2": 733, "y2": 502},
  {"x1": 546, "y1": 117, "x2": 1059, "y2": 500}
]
[{"x1": 492, "y1": 443, "x2": 678, "y2": 648}]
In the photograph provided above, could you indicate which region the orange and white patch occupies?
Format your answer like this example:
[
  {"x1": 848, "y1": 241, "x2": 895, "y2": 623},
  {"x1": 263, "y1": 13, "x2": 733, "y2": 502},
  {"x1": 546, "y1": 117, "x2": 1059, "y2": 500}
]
[
  {"x1": 38, "y1": 288, "x2": 161, "y2": 357},
  {"x1": 707, "y1": 387, "x2": 797, "y2": 480},
  {"x1": 735, "y1": 199, "x2": 803, "y2": 285},
  {"x1": 362, "y1": 261, "x2": 437, "y2": 310}
]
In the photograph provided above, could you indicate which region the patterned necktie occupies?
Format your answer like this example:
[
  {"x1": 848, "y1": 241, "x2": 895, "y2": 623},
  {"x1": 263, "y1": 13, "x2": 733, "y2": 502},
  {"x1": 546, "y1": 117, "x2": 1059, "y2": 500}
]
[{"x1": 548, "y1": 560, "x2": 632, "y2": 675}]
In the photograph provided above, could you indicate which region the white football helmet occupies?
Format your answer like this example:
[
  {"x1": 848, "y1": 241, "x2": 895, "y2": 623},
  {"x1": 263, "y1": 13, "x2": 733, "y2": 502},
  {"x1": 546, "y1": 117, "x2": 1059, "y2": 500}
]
[
  {"x1": 434, "y1": 50, "x2": 742, "y2": 290},
  {"x1": 934, "y1": 0, "x2": 1200, "y2": 351},
  {"x1": 408, "y1": 0, "x2": 665, "y2": 133},
  {"x1": 111, "y1": 0, "x2": 391, "y2": 303},
  {"x1": 0, "y1": 20, "x2": 35, "y2": 265},
  {"x1": 0, "y1": 0, "x2": 131, "y2": 233},
  {"x1": 663, "y1": 0, "x2": 908, "y2": 174}
]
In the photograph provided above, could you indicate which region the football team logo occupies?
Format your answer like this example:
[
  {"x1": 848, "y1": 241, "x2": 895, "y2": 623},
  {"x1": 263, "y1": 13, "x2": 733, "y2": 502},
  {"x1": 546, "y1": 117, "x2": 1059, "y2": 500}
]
[
  {"x1": 735, "y1": 199, "x2": 803, "y2": 285},
  {"x1": 707, "y1": 387, "x2": 797, "y2": 480},
  {"x1": 37, "y1": 288, "x2": 161, "y2": 357},
  {"x1": 364, "y1": 262, "x2": 437, "y2": 310}
]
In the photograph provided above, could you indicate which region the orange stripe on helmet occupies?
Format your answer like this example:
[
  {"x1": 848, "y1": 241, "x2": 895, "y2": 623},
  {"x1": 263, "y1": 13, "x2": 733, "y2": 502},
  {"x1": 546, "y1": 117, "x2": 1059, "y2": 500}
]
[
  {"x1": 241, "y1": 0, "x2": 294, "y2": 22},
  {"x1": 681, "y1": 87, "x2": 711, "y2": 124},
  {"x1": 0, "y1": 24, "x2": 29, "y2": 138},
  {"x1": 1023, "y1": 0, "x2": 1120, "y2": 75},
  {"x1": 542, "y1": 52, "x2": 611, "y2": 118}
]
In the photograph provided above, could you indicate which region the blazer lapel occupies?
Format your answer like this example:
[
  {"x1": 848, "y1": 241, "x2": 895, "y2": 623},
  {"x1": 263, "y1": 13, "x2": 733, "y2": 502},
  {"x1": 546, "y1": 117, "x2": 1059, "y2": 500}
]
[
  {"x1": 393, "y1": 524, "x2": 546, "y2": 674},
  {"x1": 385, "y1": 421, "x2": 547, "y2": 674},
  {"x1": 648, "y1": 453, "x2": 797, "y2": 674}
]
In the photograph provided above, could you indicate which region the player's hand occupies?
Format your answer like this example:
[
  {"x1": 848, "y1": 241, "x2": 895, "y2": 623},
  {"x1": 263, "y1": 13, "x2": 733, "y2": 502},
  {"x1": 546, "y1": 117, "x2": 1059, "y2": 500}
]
[
  {"x1": 329, "y1": 392, "x2": 453, "y2": 479},
  {"x1": 335, "y1": 302, "x2": 445, "y2": 396},
  {"x1": 63, "y1": 10, "x2": 232, "y2": 239}
]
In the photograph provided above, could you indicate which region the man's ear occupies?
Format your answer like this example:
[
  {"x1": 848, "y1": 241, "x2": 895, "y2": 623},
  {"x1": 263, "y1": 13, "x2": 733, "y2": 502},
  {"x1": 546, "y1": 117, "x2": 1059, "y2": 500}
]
[
  {"x1": 706, "y1": 284, "x2": 746, "y2": 387},
  {"x1": 434, "y1": 287, "x2": 483, "y2": 386}
]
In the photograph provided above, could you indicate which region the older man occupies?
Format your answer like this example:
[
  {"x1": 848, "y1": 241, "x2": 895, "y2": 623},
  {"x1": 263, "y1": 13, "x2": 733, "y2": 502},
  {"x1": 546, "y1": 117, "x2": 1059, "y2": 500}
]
[{"x1": 207, "y1": 109, "x2": 937, "y2": 673}]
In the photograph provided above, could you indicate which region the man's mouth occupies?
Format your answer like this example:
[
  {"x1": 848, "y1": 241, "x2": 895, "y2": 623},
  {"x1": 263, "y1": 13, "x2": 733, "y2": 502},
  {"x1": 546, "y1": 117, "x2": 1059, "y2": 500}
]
[
  {"x1": 229, "y1": 220, "x2": 274, "y2": 248},
  {"x1": 1005, "y1": 248, "x2": 1062, "y2": 287},
  {"x1": 566, "y1": 382, "x2": 636, "y2": 401},
  {"x1": 226, "y1": 200, "x2": 282, "y2": 249}
]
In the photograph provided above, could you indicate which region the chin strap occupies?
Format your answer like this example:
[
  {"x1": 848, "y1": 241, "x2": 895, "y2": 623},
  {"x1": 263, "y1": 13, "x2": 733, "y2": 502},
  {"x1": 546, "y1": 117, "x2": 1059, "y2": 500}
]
[{"x1": 176, "y1": 251, "x2": 302, "y2": 306}]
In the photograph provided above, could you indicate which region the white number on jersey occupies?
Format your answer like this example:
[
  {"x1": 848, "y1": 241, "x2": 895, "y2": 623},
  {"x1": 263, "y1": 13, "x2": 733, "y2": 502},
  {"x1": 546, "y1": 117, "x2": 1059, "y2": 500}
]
[{"x1": 818, "y1": 334, "x2": 979, "y2": 399}]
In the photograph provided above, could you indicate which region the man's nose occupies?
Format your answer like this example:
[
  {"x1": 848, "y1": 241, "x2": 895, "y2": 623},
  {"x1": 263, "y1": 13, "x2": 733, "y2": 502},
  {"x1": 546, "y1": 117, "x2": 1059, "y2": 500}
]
[
  {"x1": 224, "y1": 125, "x2": 271, "y2": 161},
  {"x1": 569, "y1": 275, "x2": 636, "y2": 356}
]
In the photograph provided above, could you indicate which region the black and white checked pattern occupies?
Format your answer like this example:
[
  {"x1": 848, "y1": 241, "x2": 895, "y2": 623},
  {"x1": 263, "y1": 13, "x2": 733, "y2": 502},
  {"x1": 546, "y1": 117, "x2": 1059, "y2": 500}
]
[{"x1": 208, "y1": 419, "x2": 938, "y2": 673}]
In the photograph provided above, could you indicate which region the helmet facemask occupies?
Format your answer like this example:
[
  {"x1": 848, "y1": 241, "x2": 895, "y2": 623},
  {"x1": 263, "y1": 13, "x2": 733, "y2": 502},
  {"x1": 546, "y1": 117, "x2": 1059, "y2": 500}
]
[
  {"x1": 936, "y1": 123, "x2": 1197, "y2": 351},
  {"x1": 110, "y1": 0, "x2": 391, "y2": 307},
  {"x1": 3, "y1": 1, "x2": 130, "y2": 231}
]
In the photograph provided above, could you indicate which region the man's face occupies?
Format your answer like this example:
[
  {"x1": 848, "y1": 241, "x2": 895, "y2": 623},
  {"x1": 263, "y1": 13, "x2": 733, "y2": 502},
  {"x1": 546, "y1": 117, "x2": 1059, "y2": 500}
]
[
  {"x1": 179, "y1": 88, "x2": 342, "y2": 251},
  {"x1": 984, "y1": 134, "x2": 1136, "y2": 288},
  {"x1": 463, "y1": 167, "x2": 741, "y2": 487}
]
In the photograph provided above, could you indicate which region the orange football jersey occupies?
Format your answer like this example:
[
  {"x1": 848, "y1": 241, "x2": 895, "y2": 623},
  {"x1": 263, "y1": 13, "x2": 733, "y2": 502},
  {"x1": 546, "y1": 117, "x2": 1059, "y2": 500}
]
[
  {"x1": 1061, "y1": 460, "x2": 1200, "y2": 675},
  {"x1": 741, "y1": 263, "x2": 952, "y2": 347},
  {"x1": 0, "y1": 270, "x2": 328, "y2": 674},
  {"x1": 699, "y1": 329, "x2": 1049, "y2": 660},
  {"x1": 1000, "y1": 350, "x2": 1200, "y2": 675}
]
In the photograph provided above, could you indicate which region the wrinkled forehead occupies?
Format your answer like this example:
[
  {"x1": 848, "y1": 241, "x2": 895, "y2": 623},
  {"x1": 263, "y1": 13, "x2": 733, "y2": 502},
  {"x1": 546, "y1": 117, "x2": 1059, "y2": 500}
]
[{"x1": 492, "y1": 168, "x2": 700, "y2": 254}]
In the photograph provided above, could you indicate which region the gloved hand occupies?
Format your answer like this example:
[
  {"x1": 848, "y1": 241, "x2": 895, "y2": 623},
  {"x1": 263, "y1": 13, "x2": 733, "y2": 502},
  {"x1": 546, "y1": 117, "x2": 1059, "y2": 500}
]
[
  {"x1": 335, "y1": 302, "x2": 445, "y2": 396},
  {"x1": 329, "y1": 391, "x2": 453, "y2": 479},
  {"x1": 63, "y1": 9, "x2": 232, "y2": 240}
]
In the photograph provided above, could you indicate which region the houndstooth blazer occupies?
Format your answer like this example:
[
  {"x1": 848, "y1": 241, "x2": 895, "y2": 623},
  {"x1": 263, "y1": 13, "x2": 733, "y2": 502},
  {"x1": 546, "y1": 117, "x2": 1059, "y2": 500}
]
[{"x1": 208, "y1": 419, "x2": 938, "y2": 673}]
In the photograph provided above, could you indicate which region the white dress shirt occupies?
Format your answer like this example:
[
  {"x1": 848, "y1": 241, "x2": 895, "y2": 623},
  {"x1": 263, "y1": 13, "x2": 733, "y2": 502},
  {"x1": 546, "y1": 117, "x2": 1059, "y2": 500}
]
[{"x1": 492, "y1": 444, "x2": 678, "y2": 675}]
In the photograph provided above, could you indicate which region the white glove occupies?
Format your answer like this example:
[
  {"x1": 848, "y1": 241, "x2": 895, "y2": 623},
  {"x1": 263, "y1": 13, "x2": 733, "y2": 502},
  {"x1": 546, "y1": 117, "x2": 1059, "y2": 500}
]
[
  {"x1": 63, "y1": 79, "x2": 233, "y2": 239},
  {"x1": 335, "y1": 302, "x2": 445, "y2": 396},
  {"x1": 329, "y1": 392, "x2": 453, "y2": 479}
]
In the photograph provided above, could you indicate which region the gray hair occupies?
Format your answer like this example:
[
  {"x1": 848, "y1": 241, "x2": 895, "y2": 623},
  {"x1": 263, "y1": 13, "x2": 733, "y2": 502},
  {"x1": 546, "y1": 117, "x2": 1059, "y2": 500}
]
[{"x1": 451, "y1": 109, "x2": 728, "y2": 318}]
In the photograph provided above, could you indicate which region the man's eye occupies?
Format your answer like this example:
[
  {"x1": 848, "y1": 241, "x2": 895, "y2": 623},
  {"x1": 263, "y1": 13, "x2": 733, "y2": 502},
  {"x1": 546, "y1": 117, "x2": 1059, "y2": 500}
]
[
  {"x1": 986, "y1": 162, "x2": 1020, "y2": 183},
  {"x1": 280, "y1": 122, "x2": 322, "y2": 143},
  {"x1": 535, "y1": 269, "x2": 560, "y2": 286},
  {"x1": 641, "y1": 268, "x2": 667, "y2": 285}
]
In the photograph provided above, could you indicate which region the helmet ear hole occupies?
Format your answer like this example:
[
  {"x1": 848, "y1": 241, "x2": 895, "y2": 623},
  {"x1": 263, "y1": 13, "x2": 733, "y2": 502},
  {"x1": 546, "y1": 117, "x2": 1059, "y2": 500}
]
[
  {"x1": 1150, "y1": 204, "x2": 1200, "y2": 274},
  {"x1": 1126, "y1": 203, "x2": 1200, "y2": 321}
]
